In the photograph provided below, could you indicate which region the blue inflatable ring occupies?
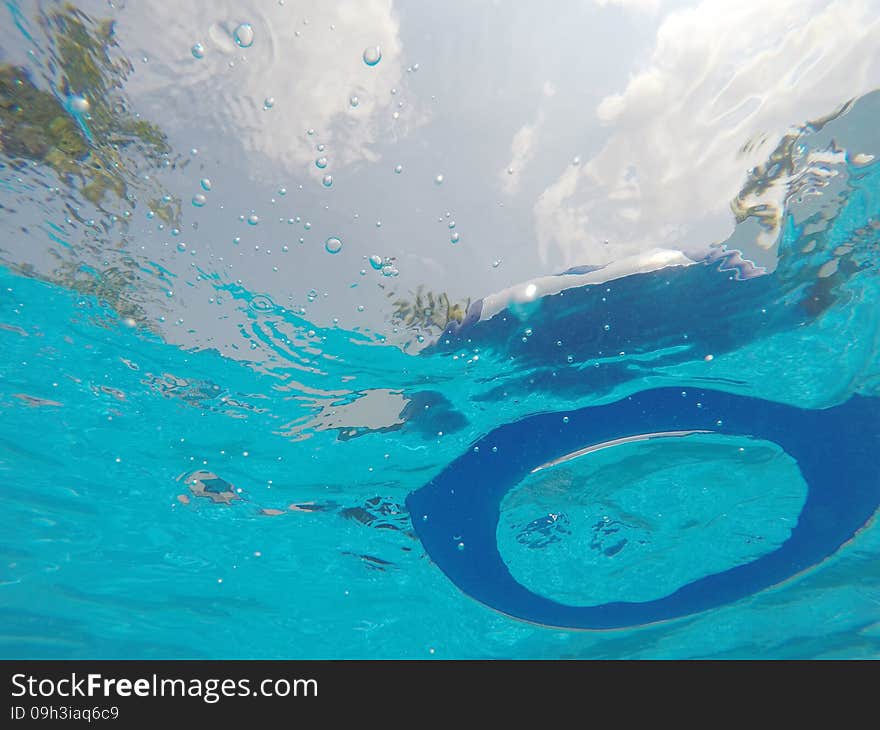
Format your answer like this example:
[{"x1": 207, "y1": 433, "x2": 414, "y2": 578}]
[{"x1": 406, "y1": 388, "x2": 880, "y2": 629}]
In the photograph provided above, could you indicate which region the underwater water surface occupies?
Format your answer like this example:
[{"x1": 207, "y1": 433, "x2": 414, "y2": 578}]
[{"x1": 1, "y1": 0, "x2": 879, "y2": 658}]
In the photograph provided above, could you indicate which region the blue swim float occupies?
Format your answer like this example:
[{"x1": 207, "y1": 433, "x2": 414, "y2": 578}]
[{"x1": 406, "y1": 387, "x2": 880, "y2": 629}]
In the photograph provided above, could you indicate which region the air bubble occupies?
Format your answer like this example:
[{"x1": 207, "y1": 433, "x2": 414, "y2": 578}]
[
  {"x1": 200, "y1": 178, "x2": 212, "y2": 191},
  {"x1": 263, "y1": 96, "x2": 275, "y2": 110},
  {"x1": 322, "y1": 174, "x2": 333, "y2": 188},
  {"x1": 434, "y1": 174, "x2": 444, "y2": 185},
  {"x1": 325, "y1": 236, "x2": 343, "y2": 254},
  {"x1": 349, "y1": 94, "x2": 359, "y2": 108},
  {"x1": 247, "y1": 214, "x2": 260, "y2": 226},
  {"x1": 369, "y1": 255, "x2": 383, "y2": 270},
  {"x1": 362, "y1": 46, "x2": 382, "y2": 66},
  {"x1": 233, "y1": 23, "x2": 255, "y2": 48},
  {"x1": 316, "y1": 157, "x2": 328, "y2": 169},
  {"x1": 450, "y1": 232, "x2": 460, "y2": 244},
  {"x1": 192, "y1": 193, "x2": 207, "y2": 207},
  {"x1": 191, "y1": 43, "x2": 205, "y2": 59},
  {"x1": 394, "y1": 164, "x2": 403, "y2": 174}
]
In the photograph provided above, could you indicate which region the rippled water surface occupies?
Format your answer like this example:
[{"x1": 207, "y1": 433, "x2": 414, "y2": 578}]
[{"x1": 1, "y1": 0, "x2": 879, "y2": 658}]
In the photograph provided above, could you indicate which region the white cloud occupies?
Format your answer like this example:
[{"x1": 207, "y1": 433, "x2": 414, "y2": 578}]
[
  {"x1": 117, "y1": 0, "x2": 410, "y2": 174},
  {"x1": 593, "y1": 0, "x2": 664, "y2": 13},
  {"x1": 535, "y1": 0, "x2": 880, "y2": 268},
  {"x1": 500, "y1": 113, "x2": 544, "y2": 194}
]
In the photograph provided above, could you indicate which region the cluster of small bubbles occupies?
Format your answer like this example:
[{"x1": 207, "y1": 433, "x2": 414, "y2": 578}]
[
  {"x1": 349, "y1": 94, "x2": 359, "y2": 108},
  {"x1": 362, "y1": 45, "x2": 382, "y2": 66},
  {"x1": 200, "y1": 178, "x2": 212, "y2": 191},
  {"x1": 382, "y1": 264, "x2": 399, "y2": 277},
  {"x1": 263, "y1": 96, "x2": 275, "y2": 110},
  {"x1": 394, "y1": 164, "x2": 403, "y2": 174},
  {"x1": 233, "y1": 23, "x2": 255, "y2": 48},
  {"x1": 316, "y1": 157, "x2": 328, "y2": 169},
  {"x1": 192, "y1": 193, "x2": 207, "y2": 207},
  {"x1": 325, "y1": 236, "x2": 343, "y2": 254},
  {"x1": 247, "y1": 213, "x2": 260, "y2": 226},
  {"x1": 450, "y1": 232, "x2": 460, "y2": 244},
  {"x1": 322, "y1": 174, "x2": 333, "y2": 188},
  {"x1": 191, "y1": 43, "x2": 205, "y2": 59}
]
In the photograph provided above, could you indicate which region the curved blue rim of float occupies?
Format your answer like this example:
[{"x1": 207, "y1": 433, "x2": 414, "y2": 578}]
[{"x1": 406, "y1": 388, "x2": 880, "y2": 629}]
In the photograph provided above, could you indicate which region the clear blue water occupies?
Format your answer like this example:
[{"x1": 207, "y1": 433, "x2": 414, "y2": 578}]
[{"x1": 2, "y1": 2, "x2": 880, "y2": 658}]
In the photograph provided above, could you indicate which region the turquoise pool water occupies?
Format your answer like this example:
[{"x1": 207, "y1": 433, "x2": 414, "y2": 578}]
[{"x1": 1, "y1": 1, "x2": 879, "y2": 658}]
